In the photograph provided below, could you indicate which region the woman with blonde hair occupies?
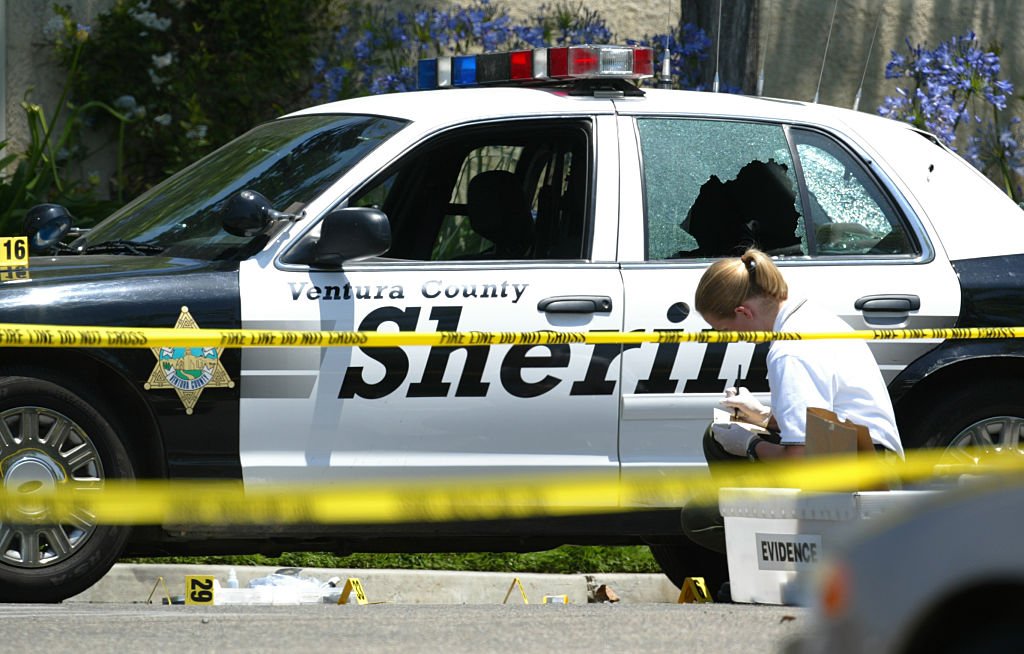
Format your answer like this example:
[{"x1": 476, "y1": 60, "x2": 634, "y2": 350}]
[
  {"x1": 682, "y1": 248, "x2": 903, "y2": 599},
  {"x1": 697, "y1": 248, "x2": 902, "y2": 461}
]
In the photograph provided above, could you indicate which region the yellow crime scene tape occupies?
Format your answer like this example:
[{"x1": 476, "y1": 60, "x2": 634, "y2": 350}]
[
  {"x1": 1, "y1": 448, "x2": 1021, "y2": 525},
  {"x1": 1, "y1": 322, "x2": 1024, "y2": 349},
  {"x1": 2, "y1": 321, "x2": 1024, "y2": 525}
]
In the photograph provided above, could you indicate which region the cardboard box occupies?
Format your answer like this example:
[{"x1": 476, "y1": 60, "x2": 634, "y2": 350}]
[
  {"x1": 804, "y1": 407, "x2": 897, "y2": 491},
  {"x1": 804, "y1": 407, "x2": 874, "y2": 456},
  {"x1": 720, "y1": 487, "x2": 933, "y2": 605}
]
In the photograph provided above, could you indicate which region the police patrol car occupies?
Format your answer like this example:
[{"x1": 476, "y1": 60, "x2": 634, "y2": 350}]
[{"x1": 3, "y1": 44, "x2": 1024, "y2": 602}]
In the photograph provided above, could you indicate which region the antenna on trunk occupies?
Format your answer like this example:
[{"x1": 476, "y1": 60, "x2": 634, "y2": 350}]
[
  {"x1": 757, "y1": 0, "x2": 772, "y2": 96},
  {"x1": 712, "y1": 0, "x2": 723, "y2": 92},
  {"x1": 814, "y1": 0, "x2": 840, "y2": 104},
  {"x1": 853, "y1": 2, "x2": 884, "y2": 111},
  {"x1": 657, "y1": 0, "x2": 674, "y2": 88}
]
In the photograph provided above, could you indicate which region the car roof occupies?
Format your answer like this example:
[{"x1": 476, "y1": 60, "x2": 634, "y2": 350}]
[
  {"x1": 283, "y1": 85, "x2": 907, "y2": 135},
  {"x1": 286, "y1": 86, "x2": 618, "y2": 127}
]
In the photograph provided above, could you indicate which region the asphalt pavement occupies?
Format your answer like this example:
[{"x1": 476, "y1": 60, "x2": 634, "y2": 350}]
[{"x1": 3, "y1": 602, "x2": 809, "y2": 654}]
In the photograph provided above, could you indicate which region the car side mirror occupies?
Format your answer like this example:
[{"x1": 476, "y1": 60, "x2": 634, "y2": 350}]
[
  {"x1": 24, "y1": 204, "x2": 73, "y2": 254},
  {"x1": 222, "y1": 189, "x2": 299, "y2": 237},
  {"x1": 310, "y1": 207, "x2": 391, "y2": 267}
]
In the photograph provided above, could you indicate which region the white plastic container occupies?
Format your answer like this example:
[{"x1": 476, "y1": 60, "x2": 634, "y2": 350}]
[
  {"x1": 213, "y1": 585, "x2": 325, "y2": 605},
  {"x1": 720, "y1": 487, "x2": 934, "y2": 605}
]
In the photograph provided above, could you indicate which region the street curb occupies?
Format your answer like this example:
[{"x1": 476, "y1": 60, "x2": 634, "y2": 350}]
[{"x1": 69, "y1": 563, "x2": 681, "y2": 604}]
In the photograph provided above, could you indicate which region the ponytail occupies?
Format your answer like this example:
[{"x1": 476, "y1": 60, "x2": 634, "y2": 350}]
[{"x1": 695, "y1": 249, "x2": 788, "y2": 320}]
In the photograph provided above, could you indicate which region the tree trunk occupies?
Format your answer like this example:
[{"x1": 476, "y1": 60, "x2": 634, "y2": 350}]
[{"x1": 681, "y1": 0, "x2": 760, "y2": 94}]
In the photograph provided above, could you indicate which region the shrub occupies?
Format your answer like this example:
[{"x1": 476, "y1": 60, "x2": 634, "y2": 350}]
[
  {"x1": 125, "y1": 545, "x2": 662, "y2": 575},
  {"x1": 879, "y1": 32, "x2": 1022, "y2": 201},
  {"x1": 55, "y1": 0, "x2": 333, "y2": 199}
]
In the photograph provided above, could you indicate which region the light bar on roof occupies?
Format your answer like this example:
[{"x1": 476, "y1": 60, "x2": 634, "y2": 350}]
[{"x1": 416, "y1": 44, "x2": 654, "y2": 90}]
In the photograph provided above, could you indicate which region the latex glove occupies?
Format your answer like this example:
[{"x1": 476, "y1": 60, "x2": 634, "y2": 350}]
[
  {"x1": 720, "y1": 387, "x2": 771, "y2": 428},
  {"x1": 711, "y1": 422, "x2": 760, "y2": 457}
]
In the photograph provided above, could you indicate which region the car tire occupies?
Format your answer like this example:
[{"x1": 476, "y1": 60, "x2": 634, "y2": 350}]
[
  {"x1": 649, "y1": 541, "x2": 729, "y2": 596},
  {"x1": 0, "y1": 375, "x2": 134, "y2": 603},
  {"x1": 902, "y1": 379, "x2": 1024, "y2": 452}
]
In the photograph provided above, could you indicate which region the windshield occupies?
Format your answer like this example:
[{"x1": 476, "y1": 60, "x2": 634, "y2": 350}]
[{"x1": 71, "y1": 114, "x2": 408, "y2": 260}]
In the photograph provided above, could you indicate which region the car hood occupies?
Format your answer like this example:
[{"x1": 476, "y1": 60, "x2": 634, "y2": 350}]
[
  {"x1": 4, "y1": 255, "x2": 228, "y2": 286},
  {"x1": 0, "y1": 255, "x2": 240, "y2": 328}
]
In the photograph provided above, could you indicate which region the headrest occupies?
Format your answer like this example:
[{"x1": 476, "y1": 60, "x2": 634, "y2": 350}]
[{"x1": 467, "y1": 170, "x2": 534, "y2": 257}]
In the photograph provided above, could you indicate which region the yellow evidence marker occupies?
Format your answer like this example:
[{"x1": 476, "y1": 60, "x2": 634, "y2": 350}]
[
  {"x1": 677, "y1": 577, "x2": 713, "y2": 604},
  {"x1": 0, "y1": 236, "x2": 29, "y2": 282},
  {"x1": 0, "y1": 237, "x2": 27, "y2": 266},
  {"x1": 185, "y1": 575, "x2": 216, "y2": 605},
  {"x1": 502, "y1": 577, "x2": 529, "y2": 604},
  {"x1": 337, "y1": 577, "x2": 369, "y2": 605}
]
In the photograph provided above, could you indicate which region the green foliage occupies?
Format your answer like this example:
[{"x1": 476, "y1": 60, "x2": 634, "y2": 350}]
[
  {"x1": 530, "y1": 1, "x2": 614, "y2": 45},
  {"x1": 56, "y1": 0, "x2": 332, "y2": 198},
  {"x1": 124, "y1": 545, "x2": 661, "y2": 575}
]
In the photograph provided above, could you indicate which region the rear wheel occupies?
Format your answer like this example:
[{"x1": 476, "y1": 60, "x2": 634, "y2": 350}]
[
  {"x1": 0, "y1": 375, "x2": 134, "y2": 603},
  {"x1": 903, "y1": 379, "x2": 1024, "y2": 458}
]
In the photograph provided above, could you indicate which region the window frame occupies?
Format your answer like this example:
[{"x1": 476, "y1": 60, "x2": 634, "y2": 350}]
[
  {"x1": 635, "y1": 116, "x2": 806, "y2": 261},
  {"x1": 345, "y1": 118, "x2": 596, "y2": 265},
  {"x1": 634, "y1": 115, "x2": 934, "y2": 266},
  {"x1": 786, "y1": 125, "x2": 923, "y2": 259}
]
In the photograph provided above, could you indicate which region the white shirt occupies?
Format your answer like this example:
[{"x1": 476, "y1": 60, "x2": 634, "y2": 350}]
[{"x1": 768, "y1": 298, "x2": 904, "y2": 457}]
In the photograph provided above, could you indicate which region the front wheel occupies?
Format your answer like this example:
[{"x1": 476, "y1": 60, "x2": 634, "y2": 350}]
[{"x1": 0, "y1": 376, "x2": 134, "y2": 603}]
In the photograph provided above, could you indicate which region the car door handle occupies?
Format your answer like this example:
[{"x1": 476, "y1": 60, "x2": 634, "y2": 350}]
[
  {"x1": 537, "y1": 295, "x2": 613, "y2": 314},
  {"x1": 854, "y1": 294, "x2": 921, "y2": 312}
]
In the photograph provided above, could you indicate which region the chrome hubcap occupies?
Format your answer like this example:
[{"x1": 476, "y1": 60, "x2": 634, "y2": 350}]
[
  {"x1": 943, "y1": 415, "x2": 1024, "y2": 465},
  {"x1": 0, "y1": 407, "x2": 103, "y2": 568}
]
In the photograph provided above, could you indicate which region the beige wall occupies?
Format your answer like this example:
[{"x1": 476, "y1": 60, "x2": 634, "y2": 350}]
[
  {"x1": 761, "y1": 0, "x2": 1024, "y2": 114},
  {"x1": 506, "y1": 0, "x2": 681, "y2": 37},
  {"x1": 5, "y1": 0, "x2": 113, "y2": 152},
  {"x1": 4, "y1": 1, "x2": 1023, "y2": 169}
]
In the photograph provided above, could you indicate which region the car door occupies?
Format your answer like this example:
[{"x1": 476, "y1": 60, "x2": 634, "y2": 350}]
[
  {"x1": 614, "y1": 114, "x2": 960, "y2": 503},
  {"x1": 237, "y1": 115, "x2": 625, "y2": 505}
]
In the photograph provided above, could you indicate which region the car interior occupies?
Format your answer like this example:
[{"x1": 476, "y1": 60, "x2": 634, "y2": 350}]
[{"x1": 347, "y1": 120, "x2": 592, "y2": 262}]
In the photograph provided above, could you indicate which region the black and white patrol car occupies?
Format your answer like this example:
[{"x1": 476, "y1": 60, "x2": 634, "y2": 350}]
[{"x1": 3, "y1": 45, "x2": 1024, "y2": 602}]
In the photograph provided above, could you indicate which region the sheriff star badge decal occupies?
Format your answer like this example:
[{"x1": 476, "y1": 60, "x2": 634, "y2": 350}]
[{"x1": 145, "y1": 306, "x2": 234, "y2": 414}]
